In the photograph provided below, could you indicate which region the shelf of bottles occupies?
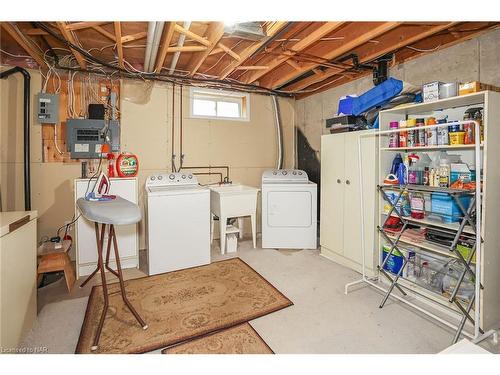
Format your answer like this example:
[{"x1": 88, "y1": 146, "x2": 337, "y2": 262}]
[{"x1": 376, "y1": 107, "x2": 484, "y2": 343}]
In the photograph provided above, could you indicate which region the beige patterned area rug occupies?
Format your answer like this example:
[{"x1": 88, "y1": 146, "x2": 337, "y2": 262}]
[
  {"x1": 162, "y1": 323, "x2": 274, "y2": 354},
  {"x1": 76, "y1": 258, "x2": 292, "y2": 354}
]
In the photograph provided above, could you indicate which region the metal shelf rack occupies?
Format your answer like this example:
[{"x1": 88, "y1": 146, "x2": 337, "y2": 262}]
[
  {"x1": 377, "y1": 183, "x2": 481, "y2": 343},
  {"x1": 345, "y1": 118, "x2": 484, "y2": 343}
]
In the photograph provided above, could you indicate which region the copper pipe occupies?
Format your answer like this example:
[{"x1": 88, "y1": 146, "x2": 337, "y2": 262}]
[
  {"x1": 193, "y1": 171, "x2": 223, "y2": 184},
  {"x1": 181, "y1": 165, "x2": 230, "y2": 182}
]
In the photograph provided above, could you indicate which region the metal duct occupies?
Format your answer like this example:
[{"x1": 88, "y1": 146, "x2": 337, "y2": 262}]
[
  {"x1": 169, "y1": 21, "x2": 191, "y2": 75},
  {"x1": 144, "y1": 22, "x2": 165, "y2": 73},
  {"x1": 143, "y1": 22, "x2": 156, "y2": 72},
  {"x1": 271, "y1": 95, "x2": 283, "y2": 169},
  {"x1": 147, "y1": 22, "x2": 164, "y2": 72}
]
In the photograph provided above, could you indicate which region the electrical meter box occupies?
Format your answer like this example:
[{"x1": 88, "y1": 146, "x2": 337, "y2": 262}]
[
  {"x1": 36, "y1": 93, "x2": 59, "y2": 124},
  {"x1": 66, "y1": 119, "x2": 120, "y2": 158}
]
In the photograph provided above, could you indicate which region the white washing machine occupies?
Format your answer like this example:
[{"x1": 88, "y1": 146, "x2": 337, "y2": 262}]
[
  {"x1": 145, "y1": 172, "x2": 210, "y2": 275},
  {"x1": 261, "y1": 169, "x2": 317, "y2": 249}
]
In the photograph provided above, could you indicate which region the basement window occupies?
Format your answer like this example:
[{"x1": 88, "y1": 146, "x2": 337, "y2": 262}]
[{"x1": 190, "y1": 87, "x2": 250, "y2": 121}]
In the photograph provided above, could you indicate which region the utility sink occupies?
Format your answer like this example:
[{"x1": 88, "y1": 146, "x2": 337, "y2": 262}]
[{"x1": 208, "y1": 184, "x2": 259, "y2": 252}]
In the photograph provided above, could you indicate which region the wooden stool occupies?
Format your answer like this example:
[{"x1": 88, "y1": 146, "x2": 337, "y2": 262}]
[
  {"x1": 76, "y1": 195, "x2": 148, "y2": 351},
  {"x1": 37, "y1": 239, "x2": 75, "y2": 292}
]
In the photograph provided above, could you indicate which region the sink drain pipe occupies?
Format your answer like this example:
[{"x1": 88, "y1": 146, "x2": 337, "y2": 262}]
[{"x1": 271, "y1": 95, "x2": 283, "y2": 169}]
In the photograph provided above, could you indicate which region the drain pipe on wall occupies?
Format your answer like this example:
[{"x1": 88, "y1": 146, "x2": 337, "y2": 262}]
[
  {"x1": 271, "y1": 95, "x2": 284, "y2": 170},
  {"x1": 0, "y1": 66, "x2": 31, "y2": 211}
]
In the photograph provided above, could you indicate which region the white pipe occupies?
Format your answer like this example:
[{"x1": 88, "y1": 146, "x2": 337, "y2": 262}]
[
  {"x1": 271, "y1": 96, "x2": 283, "y2": 169},
  {"x1": 346, "y1": 121, "x2": 482, "y2": 340},
  {"x1": 143, "y1": 22, "x2": 156, "y2": 73},
  {"x1": 169, "y1": 21, "x2": 191, "y2": 75},
  {"x1": 147, "y1": 22, "x2": 165, "y2": 72}
]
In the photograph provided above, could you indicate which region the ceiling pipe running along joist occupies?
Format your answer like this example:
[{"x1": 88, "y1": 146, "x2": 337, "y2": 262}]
[
  {"x1": 144, "y1": 22, "x2": 165, "y2": 73},
  {"x1": 169, "y1": 21, "x2": 191, "y2": 75}
]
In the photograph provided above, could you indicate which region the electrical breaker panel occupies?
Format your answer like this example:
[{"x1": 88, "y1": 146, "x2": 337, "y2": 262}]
[
  {"x1": 66, "y1": 119, "x2": 120, "y2": 158},
  {"x1": 36, "y1": 93, "x2": 59, "y2": 124}
]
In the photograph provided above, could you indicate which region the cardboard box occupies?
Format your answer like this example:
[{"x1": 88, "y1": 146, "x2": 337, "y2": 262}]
[
  {"x1": 459, "y1": 81, "x2": 500, "y2": 96},
  {"x1": 423, "y1": 81, "x2": 444, "y2": 103}
]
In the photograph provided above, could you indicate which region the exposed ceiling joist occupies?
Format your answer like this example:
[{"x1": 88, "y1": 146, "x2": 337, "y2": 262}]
[
  {"x1": 235, "y1": 65, "x2": 269, "y2": 71},
  {"x1": 66, "y1": 22, "x2": 110, "y2": 31},
  {"x1": 92, "y1": 25, "x2": 116, "y2": 42},
  {"x1": 174, "y1": 24, "x2": 210, "y2": 46},
  {"x1": 261, "y1": 22, "x2": 401, "y2": 89},
  {"x1": 56, "y1": 21, "x2": 87, "y2": 69},
  {"x1": 24, "y1": 28, "x2": 49, "y2": 36},
  {"x1": 185, "y1": 22, "x2": 225, "y2": 76},
  {"x1": 168, "y1": 45, "x2": 207, "y2": 53},
  {"x1": 153, "y1": 22, "x2": 176, "y2": 73},
  {"x1": 244, "y1": 22, "x2": 345, "y2": 84},
  {"x1": 217, "y1": 21, "x2": 288, "y2": 79},
  {"x1": 114, "y1": 22, "x2": 124, "y2": 68},
  {"x1": 121, "y1": 31, "x2": 147, "y2": 44},
  {"x1": 217, "y1": 42, "x2": 241, "y2": 61},
  {"x1": 0, "y1": 22, "x2": 45, "y2": 67},
  {"x1": 284, "y1": 22, "x2": 460, "y2": 92}
]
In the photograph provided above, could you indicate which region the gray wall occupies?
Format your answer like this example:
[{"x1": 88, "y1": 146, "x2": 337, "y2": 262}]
[{"x1": 295, "y1": 28, "x2": 500, "y2": 153}]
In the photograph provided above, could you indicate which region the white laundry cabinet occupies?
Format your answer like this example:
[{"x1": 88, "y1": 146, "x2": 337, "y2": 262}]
[
  {"x1": 320, "y1": 130, "x2": 378, "y2": 276},
  {"x1": 74, "y1": 177, "x2": 139, "y2": 278}
]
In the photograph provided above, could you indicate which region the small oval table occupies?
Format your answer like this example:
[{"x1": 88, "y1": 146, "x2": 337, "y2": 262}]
[{"x1": 76, "y1": 196, "x2": 148, "y2": 351}]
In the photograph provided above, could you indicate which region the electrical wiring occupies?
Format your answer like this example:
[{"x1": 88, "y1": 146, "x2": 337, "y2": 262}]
[
  {"x1": 30, "y1": 22, "x2": 295, "y2": 97},
  {"x1": 0, "y1": 48, "x2": 33, "y2": 59},
  {"x1": 406, "y1": 44, "x2": 442, "y2": 53},
  {"x1": 53, "y1": 124, "x2": 64, "y2": 155}
]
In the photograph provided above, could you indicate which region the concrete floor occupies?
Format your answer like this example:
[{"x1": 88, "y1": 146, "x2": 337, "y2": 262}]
[{"x1": 34, "y1": 239, "x2": 500, "y2": 354}]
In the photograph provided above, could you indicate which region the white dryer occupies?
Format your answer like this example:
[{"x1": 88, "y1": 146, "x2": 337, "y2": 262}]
[
  {"x1": 261, "y1": 169, "x2": 317, "y2": 249},
  {"x1": 145, "y1": 172, "x2": 210, "y2": 275}
]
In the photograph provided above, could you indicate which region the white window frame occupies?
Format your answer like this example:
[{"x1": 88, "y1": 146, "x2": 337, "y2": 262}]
[{"x1": 189, "y1": 87, "x2": 250, "y2": 122}]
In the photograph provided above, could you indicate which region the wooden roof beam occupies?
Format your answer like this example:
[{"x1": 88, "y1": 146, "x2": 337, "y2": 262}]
[
  {"x1": 114, "y1": 22, "x2": 124, "y2": 68},
  {"x1": 154, "y1": 22, "x2": 176, "y2": 73},
  {"x1": 217, "y1": 21, "x2": 288, "y2": 79},
  {"x1": 0, "y1": 22, "x2": 46, "y2": 67},
  {"x1": 261, "y1": 22, "x2": 401, "y2": 89},
  {"x1": 185, "y1": 22, "x2": 225, "y2": 76},
  {"x1": 244, "y1": 22, "x2": 345, "y2": 84},
  {"x1": 284, "y1": 22, "x2": 459, "y2": 93},
  {"x1": 56, "y1": 22, "x2": 87, "y2": 69}
]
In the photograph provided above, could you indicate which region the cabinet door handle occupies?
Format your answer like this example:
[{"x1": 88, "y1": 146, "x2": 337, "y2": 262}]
[
  {"x1": 337, "y1": 179, "x2": 342, "y2": 184},
  {"x1": 345, "y1": 179, "x2": 350, "y2": 185}
]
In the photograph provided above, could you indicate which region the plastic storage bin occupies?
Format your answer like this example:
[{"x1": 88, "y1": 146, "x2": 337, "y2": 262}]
[{"x1": 431, "y1": 193, "x2": 472, "y2": 223}]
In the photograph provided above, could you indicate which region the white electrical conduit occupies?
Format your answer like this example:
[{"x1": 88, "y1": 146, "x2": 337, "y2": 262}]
[
  {"x1": 169, "y1": 21, "x2": 191, "y2": 75},
  {"x1": 271, "y1": 95, "x2": 283, "y2": 169}
]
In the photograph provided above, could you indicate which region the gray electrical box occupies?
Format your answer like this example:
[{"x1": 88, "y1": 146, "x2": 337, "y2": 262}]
[
  {"x1": 66, "y1": 119, "x2": 120, "y2": 158},
  {"x1": 36, "y1": 93, "x2": 59, "y2": 124}
]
